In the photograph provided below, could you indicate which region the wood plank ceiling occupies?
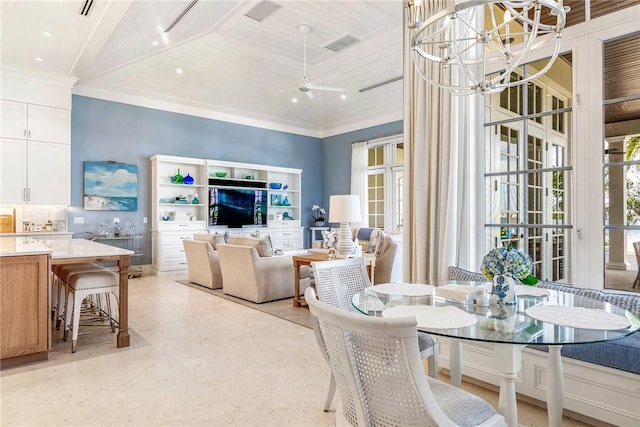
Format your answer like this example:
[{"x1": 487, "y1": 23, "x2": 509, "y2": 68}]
[{"x1": 1, "y1": 1, "x2": 638, "y2": 135}]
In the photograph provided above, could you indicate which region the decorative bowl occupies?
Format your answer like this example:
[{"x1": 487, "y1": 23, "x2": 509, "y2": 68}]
[
  {"x1": 214, "y1": 172, "x2": 227, "y2": 178},
  {"x1": 269, "y1": 182, "x2": 283, "y2": 190}
]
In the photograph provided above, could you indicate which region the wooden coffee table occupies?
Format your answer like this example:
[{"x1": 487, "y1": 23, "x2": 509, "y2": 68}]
[{"x1": 292, "y1": 252, "x2": 374, "y2": 307}]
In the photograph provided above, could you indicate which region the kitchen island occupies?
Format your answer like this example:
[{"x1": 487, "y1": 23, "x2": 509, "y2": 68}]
[
  {"x1": 0, "y1": 239, "x2": 51, "y2": 367},
  {"x1": 0, "y1": 238, "x2": 133, "y2": 368}
]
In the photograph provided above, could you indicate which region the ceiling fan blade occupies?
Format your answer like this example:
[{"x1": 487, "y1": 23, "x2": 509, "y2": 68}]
[
  {"x1": 308, "y1": 84, "x2": 344, "y2": 92},
  {"x1": 306, "y1": 90, "x2": 315, "y2": 99}
]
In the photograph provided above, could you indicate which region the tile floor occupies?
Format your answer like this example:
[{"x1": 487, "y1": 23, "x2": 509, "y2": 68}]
[{"x1": 1, "y1": 273, "x2": 593, "y2": 426}]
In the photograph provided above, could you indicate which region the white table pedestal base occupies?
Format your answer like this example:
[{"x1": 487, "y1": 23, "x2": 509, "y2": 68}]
[
  {"x1": 494, "y1": 343, "x2": 525, "y2": 427},
  {"x1": 547, "y1": 346, "x2": 564, "y2": 427},
  {"x1": 449, "y1": 339, "x2": 463, "y2": 388}
]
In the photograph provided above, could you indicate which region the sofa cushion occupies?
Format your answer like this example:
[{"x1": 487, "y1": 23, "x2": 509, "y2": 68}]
[
  {"x1": 529, "y1": 332, "x2": 640, "y2": 374},
  {"x1": 194, "y1": 232, "x2": 225, "y2": 250},
  {"x1": 226, "y1": 235, "x2": 273, "y2": 257}
]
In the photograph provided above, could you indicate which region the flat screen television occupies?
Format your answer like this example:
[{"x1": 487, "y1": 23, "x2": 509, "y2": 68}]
[{"x1": 209, "y1": 187, "x2": 267, "y2": 228}]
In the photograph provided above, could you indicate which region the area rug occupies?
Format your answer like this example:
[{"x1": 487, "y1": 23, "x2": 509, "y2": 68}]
[{"x1": 176, "y1": 280, "x2": 313, "y2": 329}]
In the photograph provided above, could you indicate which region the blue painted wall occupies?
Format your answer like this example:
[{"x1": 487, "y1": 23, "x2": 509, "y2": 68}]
[
  {"x1": 321, "y1": 120, "x2": 403, "y2": 209},
  {"x1": 70, "y1": 95, "x2": 402, "y2": 262}
]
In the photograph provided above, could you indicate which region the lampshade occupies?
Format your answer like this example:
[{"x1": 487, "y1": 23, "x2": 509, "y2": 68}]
[{"x1": 329, "y1": 195, "x2": 361, "y2": 223}]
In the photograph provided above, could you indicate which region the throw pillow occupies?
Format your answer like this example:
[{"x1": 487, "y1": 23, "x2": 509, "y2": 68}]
[
  {"x1": 322, "y1": 230, "x2": 338, "y2": 249},
  {"x1": 369, "y1": 229, "x2": 386, "y2": 255},
  {"x1": 373, "y1": 231, "x2": 388, "y2": 257},
  {"x1": 226, "y1": 235, "x2": 273, "y2": 257}
]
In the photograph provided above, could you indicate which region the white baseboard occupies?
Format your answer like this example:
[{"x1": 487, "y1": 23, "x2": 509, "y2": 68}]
[{"x1": 437, "y1": 338, "x2": 640, "y2": 427}]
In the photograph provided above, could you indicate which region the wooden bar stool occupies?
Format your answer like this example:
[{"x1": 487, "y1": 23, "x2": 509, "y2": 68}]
[{"x1": 63, "y1": 270, "x2": 120, "y2": 353}]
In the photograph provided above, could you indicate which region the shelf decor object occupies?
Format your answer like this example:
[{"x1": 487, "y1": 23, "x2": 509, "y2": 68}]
[
  {"x1": 405, "y1": 0, "x2": 569, "y2": 95},
  {"x1": 83, "y1": 161, "x2": 138, "y2": 211},
  {"x1": 172, "y1": 169, "x2": 184, "y2": 184},
  {"x1": 329, "y1": 194, "x2": 361, "y2": 257},
  {"x1": 183, "y1": 173, "x2": 194, "y2": 185}
]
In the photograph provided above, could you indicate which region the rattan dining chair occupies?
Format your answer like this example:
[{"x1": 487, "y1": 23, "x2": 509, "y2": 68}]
[
  {"x1": 310, "y1": 258, "x2": 438, "y2": 413},
  {"x1": 305, "y1": 287, "x2": 506, "y2": 426}
]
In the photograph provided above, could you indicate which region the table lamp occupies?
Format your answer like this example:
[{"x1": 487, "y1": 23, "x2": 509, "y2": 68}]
[{"x1": 329, "y1": 194, "x2": 361, "y2": 257}]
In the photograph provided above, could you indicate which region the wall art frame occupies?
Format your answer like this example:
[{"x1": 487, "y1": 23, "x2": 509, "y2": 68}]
[{"x1": 84, "y1": 161, "x2": 138, "y2": 211}]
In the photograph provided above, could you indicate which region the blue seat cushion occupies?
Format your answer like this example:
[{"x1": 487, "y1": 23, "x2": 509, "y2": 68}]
[{"x1": 529, "y1": 331, "x2": 640, "y2": 374}]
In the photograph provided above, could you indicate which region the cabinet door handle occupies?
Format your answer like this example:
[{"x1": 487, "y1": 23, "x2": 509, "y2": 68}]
[
  {"x1": 23, "y1": 188, "x2": 27, "y2": 202},
  {"x1": 27, "y1": 188, "x2": 31, "y2": 202},
  {"x1": 28, "y1": 130, "x2": 31, "y2": 137},
  {"x1": 23, "y1": 129, "x2": 27, "y2": 137}
]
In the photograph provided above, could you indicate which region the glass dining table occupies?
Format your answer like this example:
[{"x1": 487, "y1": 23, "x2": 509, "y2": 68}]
[{"x1": 352, "y1": 281, "x2": 639, "y2": 427}]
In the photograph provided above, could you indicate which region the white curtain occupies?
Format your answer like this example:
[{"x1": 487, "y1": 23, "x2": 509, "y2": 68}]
[
  {"x1": 351, "y1": 140, "x2": 368, "y2": 228},
  {"x1": 403, "y1": 0, "x2": 483, "y2": 281}
]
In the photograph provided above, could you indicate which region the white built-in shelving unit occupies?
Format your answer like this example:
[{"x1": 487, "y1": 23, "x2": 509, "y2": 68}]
[{"x1": 151, "y1": 154, "x2": 303, "y2": 274}]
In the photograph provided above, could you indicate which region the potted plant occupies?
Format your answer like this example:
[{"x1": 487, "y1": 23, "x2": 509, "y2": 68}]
[{"x1": 312, "y1": 205, "x2": 326, "y2": 226}]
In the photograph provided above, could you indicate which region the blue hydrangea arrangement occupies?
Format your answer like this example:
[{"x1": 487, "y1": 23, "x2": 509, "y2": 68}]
[{"x1": 481, "y1": 246, "x2": 538, "y2": 286}]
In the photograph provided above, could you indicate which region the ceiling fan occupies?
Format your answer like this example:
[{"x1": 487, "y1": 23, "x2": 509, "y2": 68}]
[{"x1": 281, "y1": 24, "x2": 344, "y2": 100}]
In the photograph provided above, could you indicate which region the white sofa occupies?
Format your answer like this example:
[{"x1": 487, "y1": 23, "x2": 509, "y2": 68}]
[{"x1": 217, "y1": 243, "x2": 311, "y2": 303}]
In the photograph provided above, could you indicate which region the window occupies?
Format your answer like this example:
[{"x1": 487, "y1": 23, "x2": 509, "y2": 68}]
[
  {"x1": 366, "y1": 135, "x2": 404, "y2": 231},
  {"x1": 485, "y1": 54, "x2": 573, "y2": 282},
  {"x1": 602, "y1": 32, "x2": 640, "y2": 290}
]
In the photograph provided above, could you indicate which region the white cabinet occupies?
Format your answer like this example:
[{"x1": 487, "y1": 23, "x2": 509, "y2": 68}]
[
  {"x1": 0, "y1": 100, "x2": 27, "y2": 139},
  {"x1": 269, "y1": 228, "x2": 303, "y2": 251},
  {"x1": 0, "y1": 138, "x2": 27, "y2": 203},
  {"x1": 151, "y1": 155, "x2": 208, "y2": 273},
  {"x1": 0, "y1": 101, "x2": 70, "y2": 143},
  {"x1": 0, "y1": 100, "x2": 70, "y2": 205},
  {"x1": 0, "y1": 137, "x2": 70, "y2": 205},
  {"x1": 151, "y1": 222, "x2": 206, "y2": 273},
  {"x1": 27, "y1": 140, "x2": 70, "y2": 204}
]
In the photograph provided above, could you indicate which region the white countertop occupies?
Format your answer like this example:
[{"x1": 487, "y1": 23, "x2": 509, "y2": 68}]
[
  {"x1": 0, "y1": 237, "x2": 52, "y2": 256},
  {"x1": 0, "y1": 237, "x2": 134, "y2": 258},
  {"x1": 0, "y1": 232, "x2": 73, "y2": 237}
]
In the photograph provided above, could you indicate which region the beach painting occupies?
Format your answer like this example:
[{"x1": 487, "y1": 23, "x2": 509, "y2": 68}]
[{"x1": 84, "y1": 161, "x2": 138, "y2": 211}]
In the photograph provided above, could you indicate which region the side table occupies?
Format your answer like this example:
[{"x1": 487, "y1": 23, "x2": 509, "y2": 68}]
[
  {"x1": 309, "y1": 226, "x2": 329, "y2": 248},
  {"x1": 292, "y1": 253, "x2": 330, "y2": 307}
]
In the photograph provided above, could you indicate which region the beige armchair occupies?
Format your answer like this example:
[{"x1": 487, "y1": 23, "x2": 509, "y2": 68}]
[
  {"x1": 372, "y1": 235, "x2": 402, "y2": 285},
  {"x1": 183, "y1": 234, "x2": 223, "y2": 289},
  {"x1": 218, "y1": 244, "x2": 311, "y2": 303}
]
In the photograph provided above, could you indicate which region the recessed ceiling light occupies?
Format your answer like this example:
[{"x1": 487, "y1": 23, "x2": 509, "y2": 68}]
[
  {"x1": 152, "y1": 41, "x2": 160, "y2": 46},
  {"x1": 35, "y1": 57, "x2": 44, "y2": 62},
  {"x1": 292, "y1": 98, "x2": 298, "y2": 103},
  {"x1": 176, "y1": 68, "x2": 183, "y2": 74},
  {"x1": 42, "y1": 31, "x2": 53, "y2": 37},
  {"x1": 341, "y1": 94, "x2": 347, "y2": 100}
]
